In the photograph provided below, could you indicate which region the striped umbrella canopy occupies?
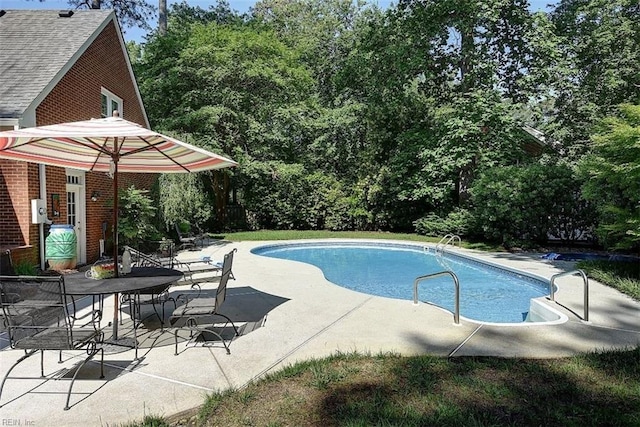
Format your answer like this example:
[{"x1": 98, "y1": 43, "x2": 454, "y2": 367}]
[
  {"x1": 0, "y1": 116, "x2": 237, "y2": 276},
  {"x1": 0, "y1": 116, "x2": 237, "y2": 173}
]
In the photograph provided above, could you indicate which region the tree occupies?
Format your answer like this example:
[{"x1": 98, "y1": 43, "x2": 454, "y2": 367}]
[
  {"x1": 251, "y1": 0, "x2": 372, "y2": 102},
  {"x1": 579, "y1": 104, "x2": 640, "y2": 250},
  {"x1": 158, "y1": 173, "x2": 211, "y2": 230},
  {"x1": 158, "y1": 0, "x2": 166, "y2": 35},
  {"x1": 393, "y1": 0, "x2": 537, "y2": 101},
  {"x1": 117, "y1": 186, "x2": 159, "y2": 248},
  {"x1": 333, "y1": 1, "x2": 540, "y2": 227},
  {"x1": 548, "y1": 0, "x2": 640, "y2": 158},
  {"x1": 137, "y1": 21, "x2": 314, "y2": 158},
  {"x1": 28, "y1": 0, "x2": 156, "y2": 30}
]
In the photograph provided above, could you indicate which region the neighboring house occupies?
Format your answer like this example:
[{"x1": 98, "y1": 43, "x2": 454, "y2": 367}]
[{"x1": 0, "y1": 9, "x2": 156, "y2": 270}]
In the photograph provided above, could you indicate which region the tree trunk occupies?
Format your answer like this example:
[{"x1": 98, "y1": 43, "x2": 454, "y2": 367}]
[{"x1": 158, "y1": 0, "x2": 167, "y2": 35}]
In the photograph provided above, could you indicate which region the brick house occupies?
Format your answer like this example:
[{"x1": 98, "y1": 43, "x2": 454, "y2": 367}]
[{"x1": 0, "y1": 9, "x2": 156, "y2": 270}]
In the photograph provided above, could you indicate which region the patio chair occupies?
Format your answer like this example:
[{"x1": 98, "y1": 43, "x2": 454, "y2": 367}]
[
  {"x1": 118, "y1": 246, "x2": 181, "y2": 329},
  {"x1": 126, "y1": 244, "x2": 224, "y2": 274},
  {"x1": 169, "y1": 248, "x2": 239, "y2": 354},
  {"x1": 174, "y1": 223, "x2": 205, "y2": 250},
  {"x1": 0, "y1": 275, "x2": 104, "y2": 410},
  {"x1": 120, "y1": 245, "x2": 232, "y2": 329},
  {"x1": 125, "y1": 244, "x2": 231, "y2": 284}
]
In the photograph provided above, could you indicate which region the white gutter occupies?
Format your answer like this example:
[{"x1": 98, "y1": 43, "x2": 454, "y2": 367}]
[{"x1": 37, "y1": 165, "x2": 53, "y2": 270}]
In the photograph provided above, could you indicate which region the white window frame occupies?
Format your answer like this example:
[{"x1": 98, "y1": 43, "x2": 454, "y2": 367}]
[{"x1": 101, "y1": 88, "x2": 123, "y2": 118}]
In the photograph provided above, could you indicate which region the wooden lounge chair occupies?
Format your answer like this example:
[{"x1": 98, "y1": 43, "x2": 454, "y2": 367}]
[
  {"x1": 169, "y1": 248, "x2": 239, "y2": 354},
  {"x1": 0, "y1": 275, "x2": 105, "y2": 410}
]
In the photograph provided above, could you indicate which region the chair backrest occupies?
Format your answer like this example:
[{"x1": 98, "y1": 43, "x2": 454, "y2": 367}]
[
  {"x1": 0, "y1": 275, "x2": 71, "y2": 348},
  {"x1": 214, "y1": 248, "x2": 237, "y2": 313},
  {"x1": 124, "y1": 245, "x2": 163, "y2": 267}
]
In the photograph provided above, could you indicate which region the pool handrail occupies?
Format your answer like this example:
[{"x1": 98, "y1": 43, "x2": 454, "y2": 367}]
[
  {"x1": 413, "y1": 270, "x2": 460, "y2": 324},
  {"x1": 549, "y1": 269, "x2": 589, "y2": 322},
  {"x1": 435, "y1": 234, "x2": 461, "y2": 255}
]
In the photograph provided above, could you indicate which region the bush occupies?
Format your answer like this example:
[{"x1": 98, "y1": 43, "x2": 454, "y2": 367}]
[
  {"x1": 469, "y1": 163, "x2": 595, "y2": 245},
  {"x1": 414, "y1": 208, "x2": 473, "y2": 237},
  {"x1": 118, "y1": 186, "x2": 159, "y2": 249},
  {"x1": 239, "y1": 160, "x2": 357, "y2": 231}
]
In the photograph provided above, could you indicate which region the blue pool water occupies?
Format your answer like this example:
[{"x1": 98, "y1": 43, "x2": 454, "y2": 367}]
[{"x1": 252, "y1": 242, "x2": 550, "y2": 323}]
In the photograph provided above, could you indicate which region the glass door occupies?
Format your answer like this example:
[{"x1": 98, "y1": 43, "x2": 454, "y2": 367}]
[{"x1": 65, "y1": 171, "x2": 86, "y2": 264}]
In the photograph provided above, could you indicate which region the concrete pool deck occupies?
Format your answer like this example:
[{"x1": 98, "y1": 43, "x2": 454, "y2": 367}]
[{"x1": 0, "y1": 239, "x2": 638, "y2": 426}]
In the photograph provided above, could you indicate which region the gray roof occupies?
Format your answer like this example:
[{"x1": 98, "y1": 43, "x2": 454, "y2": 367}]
[{"x1": 0, "y1": 9, "x2": 115, "y2": 118}]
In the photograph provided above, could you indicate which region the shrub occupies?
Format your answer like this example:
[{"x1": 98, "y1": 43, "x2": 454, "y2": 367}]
[
  {"x1": 469, "y1": 163, "x2": 595, "y2": 245},
  {"x1": 118, "y1": 186, "x2": 159, "y2": 249},
  {"x1": 239, "y1": 160, "x2": 355, "y2": 230},
  {"x1": 414, "y1": 208, "x2": 473, "y2": 237}
]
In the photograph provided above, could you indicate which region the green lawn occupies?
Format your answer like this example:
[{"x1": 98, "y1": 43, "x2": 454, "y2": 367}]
[{"x1": 131, "y1": 348, "x2": 640, "y2": 427}]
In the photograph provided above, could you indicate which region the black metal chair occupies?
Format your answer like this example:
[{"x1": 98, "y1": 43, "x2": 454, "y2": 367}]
[
  {"x1": 169, "y1": 248, "x2": 239, "y2": 354},
  {"x1": 0, "y1": 275, "x2": 104, "y2": 410},
  {"x1": 174, "y1": 224, "x2": 202, "y2": 250},
  {"x1": 120, "y1": 245, "x2": 228, "y2": 328}
]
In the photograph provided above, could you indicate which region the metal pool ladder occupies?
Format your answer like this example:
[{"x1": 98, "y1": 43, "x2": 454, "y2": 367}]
[
  {"x1": 435, "y1": 234, "x2": 461, "y2": 255},
  {"x1": 549, "y1": 269, "x2": 590, "y2": 321},
  {"x1": 413, "y1": 271, "x2": 460, "y2": 324}
]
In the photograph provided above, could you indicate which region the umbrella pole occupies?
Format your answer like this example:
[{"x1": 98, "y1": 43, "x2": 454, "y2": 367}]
[{"x1": 112, "y1": 154, "x2": 120, "y2": 340}]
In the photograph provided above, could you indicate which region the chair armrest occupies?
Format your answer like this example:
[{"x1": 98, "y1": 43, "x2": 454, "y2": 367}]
[
  {"x1": 1, "y1": 291, "x2": 21, "y2": 303},
  {"x1": 175, "y1": 283, "x2": 202, "y2": 306}
]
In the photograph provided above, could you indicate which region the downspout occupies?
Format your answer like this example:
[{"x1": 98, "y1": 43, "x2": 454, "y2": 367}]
[{"x1": 38, "y1": 164, "x2": 51, "y2": 270}]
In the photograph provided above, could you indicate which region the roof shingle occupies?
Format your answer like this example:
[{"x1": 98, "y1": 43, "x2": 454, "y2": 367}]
[{"x1": 0, "y1": 9, "x2": 114, "y2": 118}]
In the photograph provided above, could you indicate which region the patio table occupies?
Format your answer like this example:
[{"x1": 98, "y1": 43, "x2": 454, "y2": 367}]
[{"x1": 64, "y1": 266, "x2": 183, "y2": 340}]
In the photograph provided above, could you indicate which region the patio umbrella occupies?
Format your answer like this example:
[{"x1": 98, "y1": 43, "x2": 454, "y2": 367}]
[{"x1": 0, "y1": 116, "x2": 237, "y2": 337}]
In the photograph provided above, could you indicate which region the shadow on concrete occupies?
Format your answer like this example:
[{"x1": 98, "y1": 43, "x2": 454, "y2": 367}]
[
  {"x1": 121, "y1": 286, "x2": 290, "y2": 350},
  {"x1": 0, "y1": 354, "x2": 137, "y2": 411}
]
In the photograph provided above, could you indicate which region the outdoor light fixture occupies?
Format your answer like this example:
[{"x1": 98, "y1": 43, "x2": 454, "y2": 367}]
[{"x1": 91, "y1": 191, "x2": 100, "y2": 202}]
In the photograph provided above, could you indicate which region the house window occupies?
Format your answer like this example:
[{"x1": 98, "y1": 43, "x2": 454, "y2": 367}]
[{"x1": 101, "y1": 88, "x2": 123, "y2": 118}]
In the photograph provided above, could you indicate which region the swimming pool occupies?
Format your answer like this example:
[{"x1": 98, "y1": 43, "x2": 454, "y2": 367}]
[{"x1": 252, "y1": 241, "x2": 561, "y2": 324}]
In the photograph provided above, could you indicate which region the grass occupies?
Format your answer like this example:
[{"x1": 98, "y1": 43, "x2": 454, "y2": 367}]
[
  {"x1": 215, "y1": 230, "x2": 440, "y2": 243},
  {"x1": 213, "y1": 230, "x2": 506, "y2": 251},
  {"x1": 140, "y1": 348, "x2": 640, "y2": 427},
  {"x1": 577, "y1": 259, "x2": 640, "y2": 300},
  {"x1": 125, "y1": 231, "x2": 639, "y2": 427}
]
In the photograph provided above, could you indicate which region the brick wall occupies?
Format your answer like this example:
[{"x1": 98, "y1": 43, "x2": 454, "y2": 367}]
[
  {"x1": 0, "y1": 19, "x2": 153, "y2": 266},
  {"x1": 35, "y1": 21, "x2": 146, "y2": 126},
  {"x1": 0, "y1": 161, "x2": 40, "y2": 247}
]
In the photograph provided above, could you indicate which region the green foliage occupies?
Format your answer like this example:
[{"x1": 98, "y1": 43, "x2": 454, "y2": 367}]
[
  {"x1": 577, "y1": 260, "x2": 640, "y2": 300},
  {"x1": 117, "y1": 186, "x2": 159, "y2": 249},
  {"x1": 12, "y1": 260, "x2": 38, "y2": 276},
  {"x1": 158, "y1": 173, "x2": 211, "y2": 230},
  {"x1": 239, "y1": 159, "x2": 364, "y2": 230},
  {"x1": 119, "y1": 414, "x2": 170, "y2": 427},
  {"x1": 414, "y1": 208, "x2": 473, "y2": 237},
  {"x1": 547, "y1": 0, "x2": 640, "y2": 157},
  {"x1": 579, "y1": 104, "x2": 640, "y2": 250},
  {"x1": 469, "y1": 163, "x2": 594, "y2": 245},
  {"x1": 131, "y1": 0, "x2": 638, "y2": 244},
  {"x1": 137, "y1": 20, "x2": 314, "y2": 160}
]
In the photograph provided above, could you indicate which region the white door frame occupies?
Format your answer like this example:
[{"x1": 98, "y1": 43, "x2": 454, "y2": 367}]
[{"x1": 65, "y1": 169, "x2": 86, "y2": 264}]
